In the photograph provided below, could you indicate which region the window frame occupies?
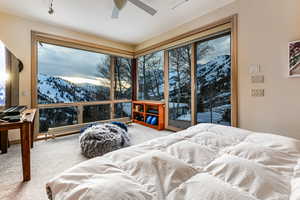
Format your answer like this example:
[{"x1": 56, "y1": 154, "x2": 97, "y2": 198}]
[
  {"x1": 32, "y1": 31, "x2": 134, "y2": 137},
  {"x1": 31, "y1": 15, "x2": 238, "y2": 136},
  {"x1": 195, "y1": 32, "x2": 232, "y2": 126},
  {"x1": 167, "y1": 44, "x2": 193, "y2": 130},
  {"x1": 134, "y1": 16, "x2": 237, "y2": 131}
]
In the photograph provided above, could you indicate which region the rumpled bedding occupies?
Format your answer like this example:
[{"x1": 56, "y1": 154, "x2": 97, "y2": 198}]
[{"x1": 46, "y1": 124, "x2": 300, "y2": 200}]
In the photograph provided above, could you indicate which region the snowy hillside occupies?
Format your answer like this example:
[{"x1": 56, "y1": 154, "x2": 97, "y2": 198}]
[
  {"x1": 196, "y1": 55, "x2": 231, "y2": 125},
  {"x1": 38, "y1": 73, "x2": 110, "y2": 104},
  {"x1": 197, "y1": 55, "x2": 231, "y2": 86}
]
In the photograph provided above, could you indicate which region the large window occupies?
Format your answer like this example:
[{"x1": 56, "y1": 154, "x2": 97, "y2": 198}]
[
  {"x1": 36, "y1": 40, "x2": 132, "y2": 134},
  {"x1": 168, "y1": 45, "x2": 192, "y2": 129},
  {"x1": 38, "y1": 42, "x2": 111, "y2": 104},
  {"x1": 0, "y1": 41, "x2": 6, "y2": 107},
  {"x1": 137, "y1": 51, "x2": 164, "y2": 100},
  {"x1": 196, "y1": 34, "x2": 231, "y2": 125}
]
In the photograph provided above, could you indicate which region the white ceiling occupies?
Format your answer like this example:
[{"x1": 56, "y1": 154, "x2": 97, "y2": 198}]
[{"x1": 0, "y1": 0, "x2": 235, "y2": 45}]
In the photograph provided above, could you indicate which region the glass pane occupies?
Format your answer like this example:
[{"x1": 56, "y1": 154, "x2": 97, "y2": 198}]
[
  {"x1": 39, "y1": 107, "x2": 78, "y2": 133},
  {"x1": 37, "y1": 42, "x2": 111, "y2": 104},
  {"x1": 138, "y1": 51, "x2": 164, "y2": 100},
  {"x1": 0, "y1": 41, "x2": 6, "y2": 106},
  {"x1": 168, "y1": 45, "x2": 192, "y2": 129},
  {"x1": 83, "y1": 104, "x2": 110, "y2": 123},
  {"x1": 114, "y1": 102, "x2": 132, "y2": 118},
  {"x1": 114, "y1": 57, "x2": 132, "y2": 99},
  {"x1": 196, "y1": 34, "x2": 231, "y2": 126}
]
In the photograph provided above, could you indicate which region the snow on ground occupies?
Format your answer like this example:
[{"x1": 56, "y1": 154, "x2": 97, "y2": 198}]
[
  {"x1": 38, "y1": 73, "x2": 108, "y2": 104},
  {"x1": 177, "y1": 112, "x2": 222, "y2": 122}
]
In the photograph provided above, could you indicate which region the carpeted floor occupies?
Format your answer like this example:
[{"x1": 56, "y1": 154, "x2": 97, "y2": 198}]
[{"x1": 0, "y1": 124, "x2": 172, "y2": 200}]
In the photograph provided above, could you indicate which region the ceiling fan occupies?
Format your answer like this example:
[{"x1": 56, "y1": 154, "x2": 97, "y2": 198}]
[{"x1": 112, "y1": 0, "x2": 157, "y2": 19}]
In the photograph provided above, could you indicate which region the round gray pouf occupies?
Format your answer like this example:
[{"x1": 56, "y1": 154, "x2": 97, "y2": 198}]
[{"x1": 79, "y1": 123, "x2": 130, "y2": 158}]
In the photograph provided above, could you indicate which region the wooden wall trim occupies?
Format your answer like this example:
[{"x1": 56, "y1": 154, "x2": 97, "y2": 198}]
[
  {"x1": 231, "y1": 14, "x2": 238, "y2": 127},
  {"x1": 191, "y1": 43, "x2": 197, "y2": 126},
  {"x1": 131, "y1": 58, "x2": 137, "y2": 101},
  {"x1": 163, "y1": 51, "x2": 169, "y2": 129},
  {"x1": 31, "y1": 31, "x2": 134, "y2": 58},
  {"x1": 134, "y1": 15, "x2": 237, "y2": 57},
  {"x1": 31, "y1": 33, "x2": 37, "y2": 109},
  {"x1": 37, "y1": 100, "x2": 132, "y2": 109},
  {"x1": 110, "y1": 57, "x2": 116, "y2": 119}
]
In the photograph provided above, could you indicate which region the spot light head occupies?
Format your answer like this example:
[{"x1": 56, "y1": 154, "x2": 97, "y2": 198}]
[
  {"x1": 48, "y1": 0, "x2": 54, "y2": 15},
  {"x1": 48, "y1": 7, "x2": 54, "y2": 15}
]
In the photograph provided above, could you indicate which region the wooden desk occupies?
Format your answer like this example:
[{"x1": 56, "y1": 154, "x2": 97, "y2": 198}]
[{"x1": 0, "y1": 109, "x2": 36, "y2": 182}]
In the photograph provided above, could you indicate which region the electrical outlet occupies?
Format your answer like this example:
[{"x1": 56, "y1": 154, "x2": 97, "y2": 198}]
[
  {"x1": 251, "y1": 75, "x2": 264, "y2": 83},
  {"x1": 251, "y1": 89, "x2": 264, "y2": 97}
]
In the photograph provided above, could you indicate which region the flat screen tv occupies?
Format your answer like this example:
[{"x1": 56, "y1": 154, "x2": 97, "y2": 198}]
[{"x1": 0, "y1": 40, "x2": 23, "y2": 108}]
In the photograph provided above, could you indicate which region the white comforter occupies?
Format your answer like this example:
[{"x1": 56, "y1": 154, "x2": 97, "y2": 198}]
[{"x1": 46, "y1": 124, "x2": 300, "y2": 200}]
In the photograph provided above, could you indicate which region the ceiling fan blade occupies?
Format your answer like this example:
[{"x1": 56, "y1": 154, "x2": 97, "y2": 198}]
[
  {"x1": 128, "y1": 0, "x2": 157, "y2": 16},
  {"x1": 112, "y1": 6, "x2": 120, "y2": 19}
]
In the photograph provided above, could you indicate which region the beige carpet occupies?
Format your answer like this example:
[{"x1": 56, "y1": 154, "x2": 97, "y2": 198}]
[{"x1": 0, "y1": 124, "x2": 172, "y2": 200}]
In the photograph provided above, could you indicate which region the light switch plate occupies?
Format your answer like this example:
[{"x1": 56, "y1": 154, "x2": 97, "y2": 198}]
[
  {"x1": 249, "y1": 64, "x2": 260, "y2": 74},
  {"x1": 251, "y1": 89, "x2": 264, "y2": 97}
]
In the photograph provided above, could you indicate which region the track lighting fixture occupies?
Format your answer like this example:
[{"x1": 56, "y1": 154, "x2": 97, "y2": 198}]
[{"x1": 48, "y1": 0, "x2": 54, "y2": 15}]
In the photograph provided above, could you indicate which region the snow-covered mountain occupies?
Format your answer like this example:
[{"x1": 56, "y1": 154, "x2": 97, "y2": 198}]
[
  {"x1": 196, "y1": 55, "x2": 231, "y2": 125},
  {"x1": 38, "y1": 73, "x2": 110, "y2": 104},
  {"x1": 197, "y1": 55, "x2": 231, "y2": 87},
  {"x1": 168, "y1": 55, "x2": 231, "y2": 125}
]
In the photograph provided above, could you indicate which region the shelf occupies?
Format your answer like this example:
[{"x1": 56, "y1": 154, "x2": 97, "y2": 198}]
[
  {"x1": 146, "y1": 113, "x2": 159, "y2": 116},
  {"x1": 132, "y1": 101, "x2": 165, "y2": 130},
  {"x1": 133, "y1": 111, "x2": 145, "y2": 115},
  {"x1": 132, "y1": 100, "x2": 165, "y2": 106}
]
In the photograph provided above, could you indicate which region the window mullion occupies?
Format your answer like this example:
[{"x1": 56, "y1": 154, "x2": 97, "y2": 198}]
[
  {"x1": 110, "y1": 56, "x2": 116, "y2": 119},
  {"x1": 191, "y1": 43, "x2": 197, "y2": 126},
  {"x1": 78, "y1": 105, "x2": 83, "y2": 124}
]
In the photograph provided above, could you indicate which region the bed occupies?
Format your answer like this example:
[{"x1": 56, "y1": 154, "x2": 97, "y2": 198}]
[{"x1": 46, "y1": 124, "x2": 300, "y2": 200}]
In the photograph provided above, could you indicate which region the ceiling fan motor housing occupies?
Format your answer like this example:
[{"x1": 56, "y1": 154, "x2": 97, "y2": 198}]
[{"x1": 114, "y1": 0, "x2": 127, "y2": 10}]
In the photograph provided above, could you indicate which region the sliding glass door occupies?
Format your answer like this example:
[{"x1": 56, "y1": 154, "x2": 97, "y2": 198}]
[
  {"x1": 196, "y1": 34, "x2": 231, "y2": 125},
  {"x1": 168, "y1": 45, "x2": 192, "y2": 130},
  {"x1": 166, "y1": 33, "x2": 232, "y2": 130}
]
